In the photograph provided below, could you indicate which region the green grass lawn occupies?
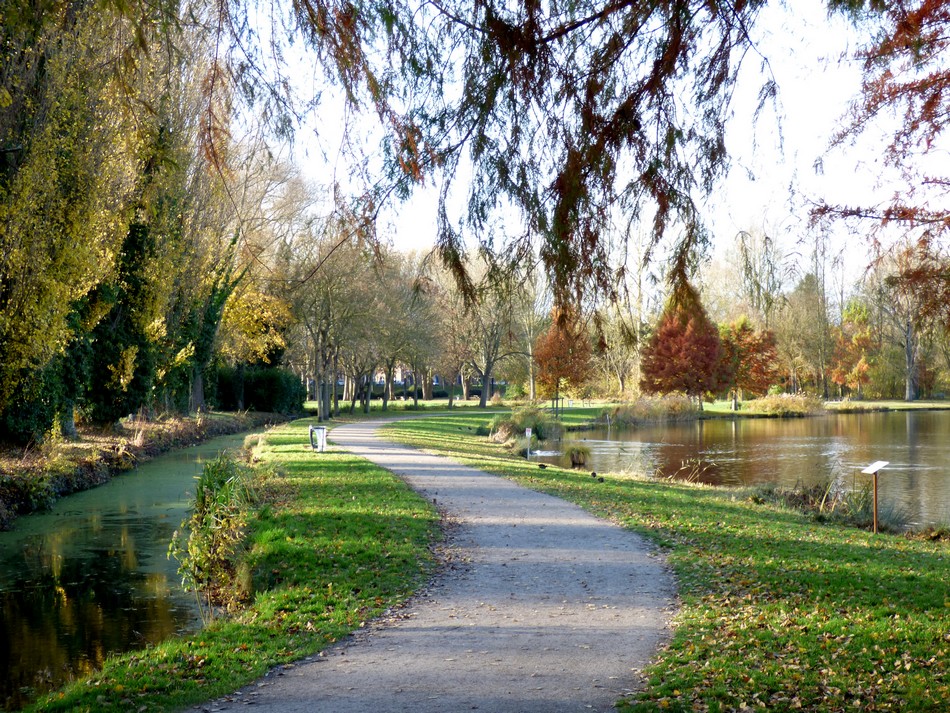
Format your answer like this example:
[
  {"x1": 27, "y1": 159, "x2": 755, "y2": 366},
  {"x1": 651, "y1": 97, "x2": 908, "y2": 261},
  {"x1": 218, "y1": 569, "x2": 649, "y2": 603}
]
[
  {"x1": 27, "y1": 409, "x2": 949, "y2": 712},
  {"x1": 27, "y1": 418, "x2": 439, "y2": 713},
  {"x1": 382, "y1": 412, "x2": 950, "y2": 712},
  {"x1": 825, "y1": 399, "x2": 950, "y2": 412}
]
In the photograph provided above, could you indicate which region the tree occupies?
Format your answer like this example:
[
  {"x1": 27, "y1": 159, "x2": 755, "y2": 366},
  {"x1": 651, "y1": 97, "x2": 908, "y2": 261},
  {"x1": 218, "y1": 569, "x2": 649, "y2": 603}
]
[
  {"x1": 511, "y1": 271, "x2": 551, "y2": 401},
  {"x1": 774, "y1": 273, "x2": 832, "y2": 395},
  {"x1": 814, "y1": 2, "x2": 950, "y2": 323},
  {"x1": 865, "y1": 243, "x2": 939, "y2": 401},
  {"x1": 0, "y1": 7, "x2": 151, "y2": 435},
  {"x1": 534, "y1": 309, "x2": 593, "y2": 406},
  {"x1": 735, "y1": 230, "x2": 791, "y2": 330},
  {"x1": 593, "y1": 305, "x2": 644, "y2": 398},
  {"x1": 718, "y1": 318, "x2": 779, "y2": 407},
  {"x1": 465, "y1": 261, "x2": 520, "y2": 408},
  {"x1": 429, "y1": 263, "x2": 473, "y2": 408},
  {"x1": 830, "y1": 299, "x2": 873, "y2": 399},
  {"x1": 640, "y1": 283, "x2": 721, "y2": 409},
  {"x1": 263, "y1": 0, "x2": 793, "y2": 310}
]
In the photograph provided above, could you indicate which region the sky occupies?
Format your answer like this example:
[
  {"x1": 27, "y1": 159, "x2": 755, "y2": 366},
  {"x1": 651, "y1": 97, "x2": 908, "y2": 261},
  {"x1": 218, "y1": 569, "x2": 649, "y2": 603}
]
[{"x1": 284, "y1": 0, "x2": 895, "y2": 294}]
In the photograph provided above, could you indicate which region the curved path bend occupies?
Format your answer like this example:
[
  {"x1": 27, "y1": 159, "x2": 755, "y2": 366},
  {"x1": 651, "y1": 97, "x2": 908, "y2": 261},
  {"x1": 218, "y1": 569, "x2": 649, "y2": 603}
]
[{"x1": 203, "y1": 420, "x2": 676, "y2": 713}]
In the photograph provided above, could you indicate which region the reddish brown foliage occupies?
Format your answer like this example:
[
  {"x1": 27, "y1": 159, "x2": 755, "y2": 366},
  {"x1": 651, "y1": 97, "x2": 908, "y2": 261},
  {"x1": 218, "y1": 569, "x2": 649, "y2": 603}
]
[
  {"x1": 534, "y1": 309, "x2": 593, "y2": 398},
  {"x1": 718, "y1": 319, "x2": 779, "y2": 399},
  {"x1": 817, "y1": 2, "x2": 950, "y2": 236},
  {"x1": 640, "y1": 284, "x2": 721, "y2": 402}
]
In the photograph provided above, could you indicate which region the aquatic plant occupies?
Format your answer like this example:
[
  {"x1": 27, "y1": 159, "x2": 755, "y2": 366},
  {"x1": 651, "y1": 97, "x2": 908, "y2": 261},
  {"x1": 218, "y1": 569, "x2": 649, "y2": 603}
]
[
  {"x1": 747, "y1": 393, "x2": 825, "y2": 416},
  {"x1": 567, "y1": 444, "x2": 591, "y2": 467},
  {"x1": 747, "y1": 476, "x2": 909, "y2": 533},
  {"x1": 488, "y1": 406, "x2": 563, "y2": 444},
  {"x1": 169, "y1": 454, "x2": 256, "y2": 618},
  {"x1": 603, "y1": 395, "x2": 698, "y2": 425}
]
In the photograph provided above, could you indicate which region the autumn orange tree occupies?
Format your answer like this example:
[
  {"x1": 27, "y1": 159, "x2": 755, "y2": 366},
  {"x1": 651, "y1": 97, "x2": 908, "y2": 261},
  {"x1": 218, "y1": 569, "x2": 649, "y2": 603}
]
[
  {"x1": 533, "y1": 309, "x2": 593, "y2": 406},
  {"x1": 640, "y1": 283, "x2": 721, "y2": 409},
  {"x1": 718, "y1": 317, "x2": 779, "y2": 407},
  {"x1": 830, "y1": 300, "x2": 874, "y2": 399}
]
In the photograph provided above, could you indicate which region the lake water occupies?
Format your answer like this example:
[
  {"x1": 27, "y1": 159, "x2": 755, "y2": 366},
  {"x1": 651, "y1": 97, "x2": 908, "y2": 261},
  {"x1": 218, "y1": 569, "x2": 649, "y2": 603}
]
[
  {"x1": 0, "y1": 433, "x2": 246, "y2": 710},
  {"x1": 536, "y1": 410, "x2": 950, "y2": 529}
]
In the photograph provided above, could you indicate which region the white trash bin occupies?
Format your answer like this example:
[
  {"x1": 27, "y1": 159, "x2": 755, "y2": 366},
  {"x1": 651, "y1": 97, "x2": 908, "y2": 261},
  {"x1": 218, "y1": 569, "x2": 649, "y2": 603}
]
[{"x1": 309, "y1": 425, "x2": 327, "y2": 452}]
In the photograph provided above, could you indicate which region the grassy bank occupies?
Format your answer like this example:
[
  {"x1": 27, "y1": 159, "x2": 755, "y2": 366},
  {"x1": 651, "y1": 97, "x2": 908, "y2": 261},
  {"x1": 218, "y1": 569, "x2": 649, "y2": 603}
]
[
  {"x1": 0, "y1": 411, "x2": 285, "y2": 530},
  {"x1": 826, "y1": 399, "x2": 950, "y2": 413},
  {"x1": 26, "y1": 418, "x2": 439, "y2": 713},
  {"x1": 383, "y1": 412, "x2": 949, "y2": 712}
]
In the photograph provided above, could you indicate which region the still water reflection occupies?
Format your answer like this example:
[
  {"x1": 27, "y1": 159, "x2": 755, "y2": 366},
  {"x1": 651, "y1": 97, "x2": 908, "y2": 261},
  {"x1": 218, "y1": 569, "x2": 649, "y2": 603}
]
[
  {"x1": 0, "y1": 433, "x2": 246, "y2": 710},
  {"x1": 540, "y1": 410, "x2": 950, "y2": 529}
]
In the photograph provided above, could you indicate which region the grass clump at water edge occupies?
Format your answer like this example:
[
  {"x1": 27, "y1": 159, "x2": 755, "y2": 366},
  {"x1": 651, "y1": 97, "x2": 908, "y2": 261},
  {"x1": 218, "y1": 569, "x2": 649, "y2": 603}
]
[
  {"x1": 747, "y1": 477, "x2": 911, "y2": 533},
  {"x1": 168, "y1": 454, "x2": 257, "y2": 617},
  {"x1": 484, "y1": 406, "x2": 563, "y2": 443},
  {"x1": 27, "y1": 418, "x2": 440, "y2": 713}
]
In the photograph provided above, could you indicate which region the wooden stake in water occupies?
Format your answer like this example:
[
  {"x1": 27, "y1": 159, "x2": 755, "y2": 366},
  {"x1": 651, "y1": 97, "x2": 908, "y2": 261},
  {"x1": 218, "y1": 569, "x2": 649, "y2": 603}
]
[{"x1": 862, "y1": 461, "x2": 889, "y2": 534}]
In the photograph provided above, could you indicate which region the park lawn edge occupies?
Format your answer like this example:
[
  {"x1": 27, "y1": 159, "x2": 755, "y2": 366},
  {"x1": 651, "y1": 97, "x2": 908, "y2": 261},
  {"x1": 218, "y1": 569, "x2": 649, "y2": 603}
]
[
  {"x1": 24, "y1": 417, "x2": 441, "y2": 713},
  {"x1": 381, "y1": 412, "x2": 950, "y2": 713},
  {"x1": 20, "y1": 405, "x2": 950, "y2": 712}
]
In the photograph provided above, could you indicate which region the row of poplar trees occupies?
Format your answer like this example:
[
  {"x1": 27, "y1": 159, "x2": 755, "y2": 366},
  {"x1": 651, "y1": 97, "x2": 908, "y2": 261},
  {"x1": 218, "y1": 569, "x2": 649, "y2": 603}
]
[{"x1": 0, "y1": 2, "x2": 258, "y2": 444}]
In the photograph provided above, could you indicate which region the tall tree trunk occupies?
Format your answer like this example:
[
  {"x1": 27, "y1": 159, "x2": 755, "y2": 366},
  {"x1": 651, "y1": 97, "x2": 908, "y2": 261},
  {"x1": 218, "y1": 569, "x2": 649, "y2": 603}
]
[
  {"x1": 528, "y1": 343, "x2": 537, "y2": 400},
  {"x1": 349, "y1": 375, "x2": 359, "y2": 413},
  {"x1": 383, "y1": 366, "x2": 393, "y2": 411},
  {"x1": 904, "y1": 321, "x2": 919, "y2": 401},
  {"x1": 478, "y1": 368, "x2": 491, "y2": 407},
  {"x1": 332, "y1": 349, "x2": 341, "y2": 416},
  {"x1": 190, "y1": 369, "x2": 205, "y2": 413},
  {"x1": 59, "y1": 402, "x2": 78, "y2": 439}
]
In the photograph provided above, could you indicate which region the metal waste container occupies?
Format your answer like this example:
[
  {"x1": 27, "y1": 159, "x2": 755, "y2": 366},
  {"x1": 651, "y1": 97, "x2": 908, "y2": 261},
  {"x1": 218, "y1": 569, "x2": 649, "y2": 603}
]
[{"x1": 309, "y1": 425, "x2": 327, "y2": 452}]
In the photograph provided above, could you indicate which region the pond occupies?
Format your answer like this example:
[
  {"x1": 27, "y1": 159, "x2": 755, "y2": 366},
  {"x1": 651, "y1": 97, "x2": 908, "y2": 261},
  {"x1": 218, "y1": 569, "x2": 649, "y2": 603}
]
[
  {"x1": 0, "y1": 432, "x2": 247, "y2": 710},
  {"x1": 535, "y1": 410, "x2": 950, "y2": 529}
]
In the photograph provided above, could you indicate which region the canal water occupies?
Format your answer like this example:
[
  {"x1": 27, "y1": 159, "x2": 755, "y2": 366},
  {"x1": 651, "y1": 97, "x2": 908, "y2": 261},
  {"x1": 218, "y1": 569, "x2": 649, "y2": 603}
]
[
  {"x1": 0, "y1": 432, "x2": 246, "y2": 710},
  {"x1": 537, "y1": 410, "x2": 950, "y2": 529}
]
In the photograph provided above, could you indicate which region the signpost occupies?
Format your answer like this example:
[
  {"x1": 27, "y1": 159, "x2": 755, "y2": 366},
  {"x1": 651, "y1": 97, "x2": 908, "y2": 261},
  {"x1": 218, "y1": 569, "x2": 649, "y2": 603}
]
[
  {"x1": 525, "y1": 428, "x2": 532, "y2": 458},
  {"x1": 861, "y1": 461, "x2": 889, "y2": 534}
]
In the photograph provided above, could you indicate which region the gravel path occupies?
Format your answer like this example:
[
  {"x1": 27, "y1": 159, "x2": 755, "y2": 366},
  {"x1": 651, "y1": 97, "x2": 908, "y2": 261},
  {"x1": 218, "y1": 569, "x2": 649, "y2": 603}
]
[{"x1": 201, "y1": 420, "x2": 675, "y2": 712}]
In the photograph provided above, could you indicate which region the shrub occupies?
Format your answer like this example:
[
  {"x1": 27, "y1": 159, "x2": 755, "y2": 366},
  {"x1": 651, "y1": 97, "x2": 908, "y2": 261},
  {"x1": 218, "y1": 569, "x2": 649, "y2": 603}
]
[
  {"x1": 603, "y1": 395, "x2": 698, "y2": 426},
  {"x1": 747, "y1": 477, "x2": 909, "y2": 533},
  {"x1": 488, "y1": 406, "x2": 563, "y2": 443},
  {"x1": 169, "y1": 455, "x2": 256, "y2": 617},
  {"x1": 749, "y1": 393, "x2": 824, "y2": 416},
  {"x1": 505, "y1": 382, "x2": 526, "y2": 399},
  {"x1": 215, "y1": 366, "x2": 305, "y2": 414},
  {"x1": 567, "y1": 444, "x2": 591, "y2": 467}
]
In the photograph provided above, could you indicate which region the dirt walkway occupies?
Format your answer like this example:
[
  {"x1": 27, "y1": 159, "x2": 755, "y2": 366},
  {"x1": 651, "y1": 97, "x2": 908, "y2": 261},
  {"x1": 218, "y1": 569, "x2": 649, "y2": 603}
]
[{"x1": 201, "y1": 420, "x2": 676, "y2": 712}]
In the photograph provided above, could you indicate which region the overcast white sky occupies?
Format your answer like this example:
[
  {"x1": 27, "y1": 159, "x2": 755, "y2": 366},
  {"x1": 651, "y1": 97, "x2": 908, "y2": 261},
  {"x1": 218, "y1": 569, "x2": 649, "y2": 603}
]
[{"x1": 287, "y1": 0, "x2": 894, "y2": 291}]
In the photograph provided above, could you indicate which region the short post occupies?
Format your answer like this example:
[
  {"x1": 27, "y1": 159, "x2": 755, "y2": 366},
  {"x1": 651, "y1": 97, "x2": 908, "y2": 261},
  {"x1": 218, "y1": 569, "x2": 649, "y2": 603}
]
[
  {"x1": 861, "y1": 461, "x2": 889, "y2": 534},
  {"x1": 525, "y1": 427, "x2": 532, "y2": 458},
  {"x1": 309, "y1": 425, "x2": 327, "y2": 453}
]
